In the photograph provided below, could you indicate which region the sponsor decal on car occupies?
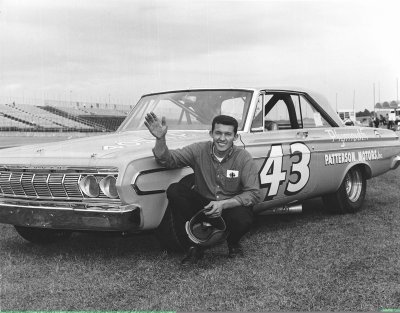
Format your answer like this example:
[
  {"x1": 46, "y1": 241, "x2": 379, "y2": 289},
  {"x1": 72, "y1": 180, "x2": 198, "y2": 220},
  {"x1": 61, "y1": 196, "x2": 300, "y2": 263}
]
[
  {"x1": 103, "y1": 138, "x2": 154, "y2": 150},
  {"x1": 324, "y1": 149, "x2": 383, "y2": 166},
  {"x1": 325, "y1": 129, "x2": 368, "y2": 147},
  {"x1": 102, "y1": 133, "x2": 192, "y2": 150},
  {"x1": 358, "y1": 149, "x2": 383, "y2": 161}
]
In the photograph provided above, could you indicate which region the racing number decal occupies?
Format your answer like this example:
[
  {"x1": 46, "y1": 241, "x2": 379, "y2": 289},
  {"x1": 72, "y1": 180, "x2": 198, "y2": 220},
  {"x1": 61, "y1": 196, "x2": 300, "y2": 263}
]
[
  {"x1": 259, "y1": 142, "x2": 311, "y2": 200},
  {"x1": 286, "y1": 142, "x2": 311, "y2": 195},
  {"x1": 258, "y1": 145, "x2": 287, "y2": 197}
]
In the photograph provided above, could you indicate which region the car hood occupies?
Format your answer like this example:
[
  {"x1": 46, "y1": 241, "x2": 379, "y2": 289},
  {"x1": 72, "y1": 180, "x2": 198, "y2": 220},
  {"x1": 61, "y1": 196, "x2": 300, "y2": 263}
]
[{"x1": 0, "y1": 130, "x2": 211, "y2": 167}]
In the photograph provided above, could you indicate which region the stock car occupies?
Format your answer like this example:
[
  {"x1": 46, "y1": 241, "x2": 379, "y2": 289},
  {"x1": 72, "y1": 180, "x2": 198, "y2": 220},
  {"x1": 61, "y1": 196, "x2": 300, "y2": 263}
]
[{"x1": 1, "y1": 88, "x2": 400, "y2": 251}]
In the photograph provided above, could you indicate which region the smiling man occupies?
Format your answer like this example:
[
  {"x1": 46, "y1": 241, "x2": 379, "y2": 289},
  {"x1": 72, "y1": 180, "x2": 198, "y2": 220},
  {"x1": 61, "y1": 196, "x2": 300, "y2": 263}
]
[{"x1": 144, "y1": 112, "x2": 260, "y2": 264}]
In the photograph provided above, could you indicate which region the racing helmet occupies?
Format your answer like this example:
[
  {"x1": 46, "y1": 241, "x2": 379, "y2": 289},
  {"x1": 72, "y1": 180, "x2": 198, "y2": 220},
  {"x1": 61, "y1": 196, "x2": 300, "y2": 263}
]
[{"x1": 185, "y1": 208, "x2": 228, "y2": 247}]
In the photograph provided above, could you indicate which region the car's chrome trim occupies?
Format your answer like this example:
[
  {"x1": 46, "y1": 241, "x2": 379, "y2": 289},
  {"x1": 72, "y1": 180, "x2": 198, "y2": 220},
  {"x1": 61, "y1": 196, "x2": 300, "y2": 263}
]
[
  {"x1": 131, "y1": 168, "x2": 169, "y2": 195},
  {"x1": 0, "y1": 198, "x2": 126, "y2": 213},
  {"x1": 0, "y1": 165, "x2": 119, "y2": 173},
  {"x1": 0, "y1": 200, "x2": 142, "y2": 231}
]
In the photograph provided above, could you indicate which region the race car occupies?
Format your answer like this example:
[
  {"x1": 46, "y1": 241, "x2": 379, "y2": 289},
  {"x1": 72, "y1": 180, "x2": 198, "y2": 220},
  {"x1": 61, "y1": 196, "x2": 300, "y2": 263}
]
[{"x1": 0, "y1": 88, "x2": 400, "y2": 251}]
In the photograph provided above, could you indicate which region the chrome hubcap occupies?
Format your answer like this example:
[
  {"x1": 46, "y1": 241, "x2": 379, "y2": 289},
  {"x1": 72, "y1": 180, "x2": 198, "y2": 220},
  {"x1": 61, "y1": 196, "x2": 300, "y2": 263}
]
[{"x1": 345, "y1": 168, "x2": 362, "y2": 202}]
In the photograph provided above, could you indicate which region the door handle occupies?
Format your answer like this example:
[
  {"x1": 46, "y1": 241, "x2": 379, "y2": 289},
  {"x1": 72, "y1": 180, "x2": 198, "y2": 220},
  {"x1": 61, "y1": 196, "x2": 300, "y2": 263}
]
[{"x1": 297, "y1": 131, "x2": 308, "y2": 138}]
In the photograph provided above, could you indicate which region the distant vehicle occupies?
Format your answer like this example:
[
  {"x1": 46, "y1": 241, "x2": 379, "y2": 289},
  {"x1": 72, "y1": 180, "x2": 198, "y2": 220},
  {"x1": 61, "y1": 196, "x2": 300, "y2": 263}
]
[
  {"x1": 0, "y1": 88, "x2": 400, "y2": 251},
  {"x1": 343, "y1": 118, "x2": 355, "y2": 126},
  {"x1": 375, "y1": 108, "x2": 400, "y2": 130},
  {"x1": 338, "y1": 109, "x2": 356, "y2": 126},
  {"x1": 357, "y1": 116, "x2": 373, "y2": 128}
]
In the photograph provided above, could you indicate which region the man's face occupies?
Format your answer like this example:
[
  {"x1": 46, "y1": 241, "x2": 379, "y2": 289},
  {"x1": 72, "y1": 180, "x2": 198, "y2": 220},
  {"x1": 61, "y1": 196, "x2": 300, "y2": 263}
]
[{"x1": 210, "y1": 123, "x2": 237, "y2": 153}]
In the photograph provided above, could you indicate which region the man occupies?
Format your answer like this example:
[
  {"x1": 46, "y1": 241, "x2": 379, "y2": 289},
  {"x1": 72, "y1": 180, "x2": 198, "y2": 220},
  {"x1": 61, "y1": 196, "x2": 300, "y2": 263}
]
[
  {"x1": 144, "y1": 112, "x2": 260, "y2": 264},
  {"x1": 388, "y1": 111, "x2": 396, "y2": 130},
  {"x1": 373, "y1": 114, "x2": 380, "y2": 128}
]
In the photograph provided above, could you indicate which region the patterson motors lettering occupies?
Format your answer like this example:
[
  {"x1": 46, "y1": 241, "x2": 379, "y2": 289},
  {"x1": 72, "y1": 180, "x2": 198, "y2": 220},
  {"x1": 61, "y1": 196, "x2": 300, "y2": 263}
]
[{"x1": 325, "y1": 149, "x2": 383, "y2": 166}]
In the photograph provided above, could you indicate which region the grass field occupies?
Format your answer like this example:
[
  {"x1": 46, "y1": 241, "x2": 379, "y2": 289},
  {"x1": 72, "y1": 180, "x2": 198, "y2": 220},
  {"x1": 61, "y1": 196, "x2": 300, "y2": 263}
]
[{"x1": 0, "y1": 167, "x2": 399, "y2": 311}]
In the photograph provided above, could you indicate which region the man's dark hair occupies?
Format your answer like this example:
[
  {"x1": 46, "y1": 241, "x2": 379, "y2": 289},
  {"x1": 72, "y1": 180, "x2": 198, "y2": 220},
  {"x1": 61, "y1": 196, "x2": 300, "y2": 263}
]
[{"x1": 211, "y1": 115, "x2": 238, "y2": 134}]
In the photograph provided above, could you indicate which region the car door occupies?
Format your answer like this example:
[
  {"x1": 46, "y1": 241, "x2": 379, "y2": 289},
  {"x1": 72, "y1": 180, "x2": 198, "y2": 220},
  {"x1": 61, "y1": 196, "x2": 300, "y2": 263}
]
[{"x1": 245, "y1": 91, "x2": 327, "y2": 210}]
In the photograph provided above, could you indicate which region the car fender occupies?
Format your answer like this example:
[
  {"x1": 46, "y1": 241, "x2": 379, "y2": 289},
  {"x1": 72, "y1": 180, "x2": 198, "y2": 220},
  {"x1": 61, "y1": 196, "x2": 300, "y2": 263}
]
[
  {"x1": 331, "y1": 162, "x2": 371, "y2": 194},
  {"x1": 120, "y1": 158, "x2": 193, "y2": 229}
]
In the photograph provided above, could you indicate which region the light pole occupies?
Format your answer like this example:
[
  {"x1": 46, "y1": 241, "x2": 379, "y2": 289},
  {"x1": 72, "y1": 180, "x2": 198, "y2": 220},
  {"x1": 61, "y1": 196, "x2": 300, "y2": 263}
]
[
  {"x1": 373, "y1": 83, "x2": 375, "y2": 114},
  {"x1": 335, "y1": 93, "x2": 338, "y2": 112},
  {"x1": 378, "y1": 81, "x2": 381, "y2": 103}
]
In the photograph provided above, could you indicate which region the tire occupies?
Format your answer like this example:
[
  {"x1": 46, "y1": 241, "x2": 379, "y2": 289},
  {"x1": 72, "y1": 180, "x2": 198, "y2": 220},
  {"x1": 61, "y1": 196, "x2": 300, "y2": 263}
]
[
  {"x1": 155, "y1": 174, "x2": 195, "y2": 252},
  {"x1": 322, "y1": 166, "x2": 366, "y2": 214},
  {"x1": 14, "y1": 226, "x2": 72, "y2": 244},
  {"x1": 155, "y1": 205, "x2": 191, "y2": 252}
]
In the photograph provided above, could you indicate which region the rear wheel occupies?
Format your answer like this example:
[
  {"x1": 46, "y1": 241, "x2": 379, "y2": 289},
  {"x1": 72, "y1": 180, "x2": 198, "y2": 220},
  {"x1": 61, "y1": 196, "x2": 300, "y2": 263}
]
[
  {"x1": 14, "y1": 226, "x2": 72, "y2": 244},
  {"x1": 322, "y1": 166, "x2": 366, "y2": 214}
]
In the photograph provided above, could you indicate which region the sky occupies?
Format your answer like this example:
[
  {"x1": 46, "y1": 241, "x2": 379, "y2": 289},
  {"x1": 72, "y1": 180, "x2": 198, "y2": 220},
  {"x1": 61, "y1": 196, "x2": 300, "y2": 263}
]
[{"x1": 0, "y1": 0, "x2": 399, "y2": 112}]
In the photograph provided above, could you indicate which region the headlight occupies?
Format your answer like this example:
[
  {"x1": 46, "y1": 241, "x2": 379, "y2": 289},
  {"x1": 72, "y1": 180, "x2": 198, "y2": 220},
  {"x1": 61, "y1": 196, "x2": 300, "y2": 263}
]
[
  {"x1": 99, "y1": 175, "x2": 118, "y2": 198},
  {"x1": 79, "y1": 175, "x2": 100, "y2": 197}
]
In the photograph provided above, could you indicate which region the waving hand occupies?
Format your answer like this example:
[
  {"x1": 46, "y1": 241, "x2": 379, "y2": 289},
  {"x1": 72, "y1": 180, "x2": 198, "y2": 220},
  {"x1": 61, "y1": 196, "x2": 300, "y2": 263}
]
[{"x1": 144, "y1": 112, "x2": 168, "y2": 139}]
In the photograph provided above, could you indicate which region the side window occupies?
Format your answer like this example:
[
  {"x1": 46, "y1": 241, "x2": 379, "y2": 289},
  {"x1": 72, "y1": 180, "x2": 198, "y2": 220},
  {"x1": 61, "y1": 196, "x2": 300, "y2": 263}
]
[
  {"x1": 265, "y1": 96, "x2": 291, "y2": 130},
  {"x1": 251, "y1": 97, "x2": 263, "y2": 130},
  {"x1": 292, "y1": 95, "x2": 330, "y2": 128},
  {"x1": 252, "y1": 92, "x2": 332, "y2": 131},
  {"x1": 251, "y1": 93, "x2": 294, "y2": 131}
]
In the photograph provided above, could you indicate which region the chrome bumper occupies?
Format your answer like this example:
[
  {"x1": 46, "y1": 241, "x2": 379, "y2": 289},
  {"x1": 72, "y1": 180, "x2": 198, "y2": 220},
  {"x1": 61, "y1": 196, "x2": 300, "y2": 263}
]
[{"x1": 0, "y1": 198, "x2": 142, "y2": 232}]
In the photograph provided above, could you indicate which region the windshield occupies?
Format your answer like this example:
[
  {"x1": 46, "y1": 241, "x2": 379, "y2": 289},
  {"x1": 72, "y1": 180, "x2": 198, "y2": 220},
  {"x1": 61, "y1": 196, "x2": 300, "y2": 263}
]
[{"x1": 118, "y1": 89, "x2": 253, "y2": 132}]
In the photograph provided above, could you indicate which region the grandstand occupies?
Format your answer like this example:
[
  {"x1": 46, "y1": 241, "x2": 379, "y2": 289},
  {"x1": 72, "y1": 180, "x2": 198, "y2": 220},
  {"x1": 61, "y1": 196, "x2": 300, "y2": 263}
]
[
  {"x1": 0, "y1": 100, "x2": 131, "y2": 132},
  {"x1": 0, "y1": 112, "x2": 34, "y2": 130}
]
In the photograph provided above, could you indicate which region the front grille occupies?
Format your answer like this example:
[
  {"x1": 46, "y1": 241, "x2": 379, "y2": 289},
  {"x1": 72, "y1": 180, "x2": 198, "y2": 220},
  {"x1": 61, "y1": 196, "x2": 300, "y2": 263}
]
[{"x1": 0, "y1": 168, "x2": 118, "y2": 200}]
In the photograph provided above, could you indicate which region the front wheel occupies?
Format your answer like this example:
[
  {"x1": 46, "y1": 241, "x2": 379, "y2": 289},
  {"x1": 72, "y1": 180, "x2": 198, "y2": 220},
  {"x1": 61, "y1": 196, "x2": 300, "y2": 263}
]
[
  {"x1": 155, "y1": 205, "x2": 191, "y2": 253},
  {"x1": 14, "y1": 226, "x2": 72, "y2": 244},
  {"x1": 322, "y1": 166, "x2": 366, "y2": 214},
  {"x1": 155, "y1": 174, "x2": 195, "y2": 252}
]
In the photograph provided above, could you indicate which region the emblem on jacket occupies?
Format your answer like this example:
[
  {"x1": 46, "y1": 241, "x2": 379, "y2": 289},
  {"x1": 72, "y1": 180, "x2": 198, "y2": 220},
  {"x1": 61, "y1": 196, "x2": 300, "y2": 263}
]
[{"x1": 227, "y1": 170, "x2": 239, "y2": 178}]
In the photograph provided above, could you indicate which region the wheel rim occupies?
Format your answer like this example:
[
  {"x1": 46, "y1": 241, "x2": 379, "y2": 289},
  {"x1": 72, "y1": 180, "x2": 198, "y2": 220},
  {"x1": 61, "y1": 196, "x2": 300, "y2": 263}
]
[{"x1": 344, "y1": 168, "x2": 363, "y2": 202}]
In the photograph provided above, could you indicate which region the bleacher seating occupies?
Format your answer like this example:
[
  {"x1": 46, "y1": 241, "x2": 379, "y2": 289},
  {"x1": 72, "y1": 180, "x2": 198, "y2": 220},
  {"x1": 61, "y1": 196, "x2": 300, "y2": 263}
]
[
  {"x1": 5, "y1": 105, "x2": 62, "y2": 128},
  {"x1": 0, "y1": 114, "x2": 33, "y2": 130},
  {"x1": 40, "y1": 106, "x2": 109, "y2": 131},
  {"x1": 58, "y1": 106, "x2": 128, "y2": 117},
  {"x1": 82, "y1": 107, "x2": 127, "y2": 117},
  {"x1": 0, "y1": 101, "x2": 129, "y2": 132},
  {"x1": 15, "y1": 104, "x2": 94, "y2": 130},
  {"x1": 79, "y1": 115, "x2": 127, "y2": 131},
  {"x1": 57, "y1": 106, "x2": 90, "y2": 116}
]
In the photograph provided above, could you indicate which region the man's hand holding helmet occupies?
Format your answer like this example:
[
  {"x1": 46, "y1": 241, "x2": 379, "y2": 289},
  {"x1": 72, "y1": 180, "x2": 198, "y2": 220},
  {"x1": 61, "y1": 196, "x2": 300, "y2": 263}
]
[
  {"x1": 204, "y1": 198, "x2": 241, "y2": 218},
  {"x1": 204, "y1": 201, "x2": 223, "y2": 218}
]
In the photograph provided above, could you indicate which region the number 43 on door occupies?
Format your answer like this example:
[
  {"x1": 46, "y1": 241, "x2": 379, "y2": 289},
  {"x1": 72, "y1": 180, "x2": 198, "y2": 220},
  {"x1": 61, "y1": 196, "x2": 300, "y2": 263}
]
[{"x1": 258, "y1": 142, "x2": 311, "y2": 200}]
